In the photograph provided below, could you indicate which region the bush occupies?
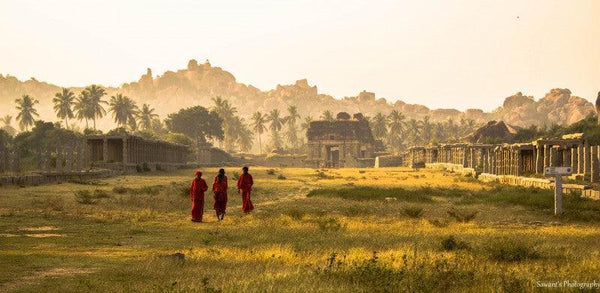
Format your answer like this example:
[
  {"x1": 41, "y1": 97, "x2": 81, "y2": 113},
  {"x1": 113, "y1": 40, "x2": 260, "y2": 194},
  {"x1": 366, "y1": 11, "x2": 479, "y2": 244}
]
[
  {"x1": 93, "y1": 189, "x2": 110, "y2": 198},
  {"x1": 74, "y1": 190, "x2": 97, "y2": 205},
  {"x1": 441, "y1": 236, "x2": 469, "y2": 251},
  {"x1": 266, "y1": 169, "x2": 276, "y2": 175},
  {"x1": 403, "y1": 206, "x2": 424, "y2": 218},
  {"x1": 142, "y1": 162, "x2": 151, "y2": 172},
  {"x1": 315, "y1": 217, "x2": 344, "y2": 232},
  {"x1": 112, "y1": 186, "x2": 129, "y2": 194},
  {"x1": 315, "y1": 171, "x2": 333, "y2": 179},
  {"x1": 284, "y1": 209, "x2": 305, "y2": 220},
  {"x1": 485, "y1": 238, "x2": 540, "y2": 262},
  {"x1": 447, "y1": 209, "x2": 478, "y2": 222},
  {"x1": 277, "y1": 174, "x2": 286, "y2": 180},
  {"x1": 232, "y1": 171, "x2": 240, "y2": 180}
]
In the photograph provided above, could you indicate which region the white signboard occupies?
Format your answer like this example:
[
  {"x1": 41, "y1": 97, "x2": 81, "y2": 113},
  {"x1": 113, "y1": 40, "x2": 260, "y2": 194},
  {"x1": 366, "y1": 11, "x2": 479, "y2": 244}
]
[{"x1": 544, "y1": 167, "x2": 572, "y2": 176}]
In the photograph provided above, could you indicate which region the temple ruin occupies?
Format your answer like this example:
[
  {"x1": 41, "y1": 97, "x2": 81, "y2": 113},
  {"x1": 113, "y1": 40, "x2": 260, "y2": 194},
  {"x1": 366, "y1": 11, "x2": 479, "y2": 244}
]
[
  {"x1": 85, "y1": 134, "x2": 188, "y2": 172},
  {"x1": 306, "y1": 113, "x2": 377, "y2": 168}
]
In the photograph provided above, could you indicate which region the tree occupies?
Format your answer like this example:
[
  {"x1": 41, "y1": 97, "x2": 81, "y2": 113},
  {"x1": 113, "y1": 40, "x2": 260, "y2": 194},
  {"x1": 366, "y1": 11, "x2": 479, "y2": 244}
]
[
  {"x1": 372, "y1": 112, "x2": 388, "y2": 140},
  {"x1": 285, "y1": 106, "x2": 301, "y2": 150},
  {"x1": 84, "y1": 85, "x2": 107, "y2": 130},
  {"x1": 138, "y1": 103, "x2": 158, "y2": 130},
  {"x1": 73, "y1": 91, "x2": 93, "y2": 129},
  {"x1": 421, "y1": 116, "x2": 433, "y2": 143},
  {"x1": 15, "y1": 95, "x2": 39, "y2": 131},
  {"x1": 108, "y1": 94, "x2": 138, "y2": 129},
  {"x1": 267, "y1": 109, "x2": 284, "y2": 150},
  {"x1": 386, "y1": 110, "x2": 406, "y2": 152},
  {"x1": 1, "y1": 115, "x2": 16, "y2": 136},
  {"x1": 406, "y1": 119, "x2": 422, "y2": 145},
  {"x1": 320, "y1": 110, "x2": 334, "y2": 121},
  {"x1": 165, "y1": 106, "x2": 223, "y2": 147},
  {"x1": 251, "y1": 111, "x2": 267, "y2": 154},
  {"x1": 233, "y1": 117, "x2": 253, "y2": 152},
  {"x1": 300, "y1": 115, "x2": 313, "y2": 144},
  {"x1": 53, "y1": 88, "x2": 75, "y2": 129},
  {"x1": 211, "y1": 96, "x2": 238, "y2": 149}
]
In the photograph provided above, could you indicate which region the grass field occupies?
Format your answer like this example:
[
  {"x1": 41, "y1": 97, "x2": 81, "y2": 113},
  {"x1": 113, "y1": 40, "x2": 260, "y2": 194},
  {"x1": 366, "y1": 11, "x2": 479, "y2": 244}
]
[{"x1": 1, "y1": 167, "x2": 600, "y2": 292}]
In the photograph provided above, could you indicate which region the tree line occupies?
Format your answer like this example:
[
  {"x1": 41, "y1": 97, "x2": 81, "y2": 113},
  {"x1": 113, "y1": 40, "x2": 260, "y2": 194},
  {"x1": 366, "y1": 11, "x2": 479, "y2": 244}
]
[{"x1": 7, "y1": 86, "x2": 482, "y2": 156}]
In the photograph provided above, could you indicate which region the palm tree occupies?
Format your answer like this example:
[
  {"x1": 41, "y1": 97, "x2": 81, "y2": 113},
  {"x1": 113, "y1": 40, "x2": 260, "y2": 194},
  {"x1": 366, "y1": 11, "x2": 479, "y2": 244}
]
[
  {"x1": 421, "y1": 116, "x2": 433, "y2": 143},
  {"x1": 108, "y1": 94, "x2": 138, "y2": 128},
  {"x1": 406, "y1": 119, "x2": 422, "y2": 145},
  {"x1": 53, "y1": 88, "x2": 75, "y2": 128},
  {"x1": 84, "y1": 85, "x2": 107, "y2": 130},
  {"x1": 234, "y1": 117, "x2": 253, "y2": 152},
  {"x1": 285, "y1": 106, "x2": 301, "y2": 150},
  {"x1": 138, "y1": 103, "x2": 158, "y2": 130},
  {"x1": 74, "y1": 91, "x2": 93, "y2": 129},
  {"x1": 251, "y1": 111, "x2": 267, "y2": 154},
  {"x1": 387, "y1": 110, "x2": 406, "y2": 152},
  {"x1": 15, "y1": 95, "x2": 39, "y2": 131},
  {"x1": 267, "y1": 109, "x2": 284, "y2": 150},
  {"x1": 320, "y1": 110, "x2": 334, "y2": 121},
  {"x1": 1, "y1": 115, "x2": 16, "y2": 136},
  {"x1": 211, "y1": 96, "x2": 238, "y2": 149},
  {"x1": 372, "y1": 112, "x2": 388, "y2": 140}
]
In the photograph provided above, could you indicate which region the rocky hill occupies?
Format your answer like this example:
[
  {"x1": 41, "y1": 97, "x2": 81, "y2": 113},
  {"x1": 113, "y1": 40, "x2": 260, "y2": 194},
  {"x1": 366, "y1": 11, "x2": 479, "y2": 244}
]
[{"x1": 0, "y1": 59, "x2": 595, "y2": 130}]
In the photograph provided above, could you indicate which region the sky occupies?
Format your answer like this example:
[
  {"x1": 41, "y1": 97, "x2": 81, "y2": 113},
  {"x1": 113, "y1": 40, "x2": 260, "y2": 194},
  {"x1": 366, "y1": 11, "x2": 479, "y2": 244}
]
[{"x1": 0, "y1": 0, "x2": 599, "y2": 111}]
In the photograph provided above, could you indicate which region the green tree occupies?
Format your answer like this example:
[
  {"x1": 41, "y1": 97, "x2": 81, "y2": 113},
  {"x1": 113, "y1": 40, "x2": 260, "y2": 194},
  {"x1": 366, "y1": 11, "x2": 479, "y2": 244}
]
[
  {"x1": 15, "y1": 95, "x2": 39, "y2": 131},
  {"x1": 108, "y1": 94, "x2": 138, "y2": 129},
  {"x1": 386, "y1": 110, "x2": 406, "y2": 153},
  {"x1": 285, "y1": 106, "x2": 301, "y2": 150},
  {"x1": 421, "y1": 116, "x2": 433, "y2": 143},
  {"x1": 233, "y1": 117, "x2": 253, "y2": 152},
  {"x1": 267, "y1": 109, "x2": 284, "y2": 150},
  {"x1": 165, "y1": 106, "x2": 223, "y2": 147},
  {"x1": 211, "y1": 96, "x2": 238, "y2": 150},
  {"x1": 53, "y1": 88, "x2": 75, "y2": 129},
  {"x1": 372, "y1": 112, "x2": 388, "y2": 140},
  {"x1": 138, "y1": 103, "x2": 158, "y2": 130},
  {"x1": 320, "y1": 110, "x2": 334, "y2": 121},
  {"x1": 251, "y1": 111, "x2": 267, "y2": 154},
  {"x1": 84, "y1": 85, "x2": 107, "y2": 130},
  {"x1": 1, "y1": 115, "x2": 16, "y2": 136},
  {"x1": 300, "y1": 115, "x2": 313, "y2": 144},
  {"x1": 74, "y1": 91, "x2": 93, "y2": 129},
  {"x1": 406, "y1": 119, "x2": 422, "y2": 145}
]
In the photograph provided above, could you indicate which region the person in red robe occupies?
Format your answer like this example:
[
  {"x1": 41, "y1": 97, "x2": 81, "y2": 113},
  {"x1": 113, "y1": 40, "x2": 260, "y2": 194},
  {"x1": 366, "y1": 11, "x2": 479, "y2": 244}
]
[
  {"x1": 190, "y1": 170, "x2": 208, "y2": 222},
  {"x1": 212, "y1": 168, "x2": 228, "y2": 221},
  {"x1": 237, "y1": 166, "x2": 254, "y2": 213}
]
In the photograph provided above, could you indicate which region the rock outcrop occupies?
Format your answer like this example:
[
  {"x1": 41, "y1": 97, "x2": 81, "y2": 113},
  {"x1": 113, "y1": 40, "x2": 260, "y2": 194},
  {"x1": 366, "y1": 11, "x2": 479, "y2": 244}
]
[
  {"x1": 463, "y1": 120, "x2": 520, "y2": 143},
  {"x1": 0, "y1": 60, "x2": 596, "y2": 130}
]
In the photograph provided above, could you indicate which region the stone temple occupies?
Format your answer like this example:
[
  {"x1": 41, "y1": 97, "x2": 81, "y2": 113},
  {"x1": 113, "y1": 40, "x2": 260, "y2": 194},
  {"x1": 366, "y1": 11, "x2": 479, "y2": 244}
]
[{"x1": 306, "y1": 112, "x2": 377, "y2": 168}]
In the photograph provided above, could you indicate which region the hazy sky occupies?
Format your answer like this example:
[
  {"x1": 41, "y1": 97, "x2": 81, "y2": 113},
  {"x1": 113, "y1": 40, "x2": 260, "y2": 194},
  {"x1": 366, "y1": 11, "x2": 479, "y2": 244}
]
[{"x1": 1, "y1": 0, "x2": 599, "y2": 111}]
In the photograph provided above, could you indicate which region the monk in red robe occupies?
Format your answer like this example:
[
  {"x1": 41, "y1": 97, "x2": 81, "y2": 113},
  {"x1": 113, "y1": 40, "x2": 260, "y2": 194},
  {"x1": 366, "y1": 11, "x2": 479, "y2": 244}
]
[
  {"x1": 212, "y1": 168, "x2": 228, "y2": 221},
  {"x1": 237, "y1": 166, "x2": 254, "y2": 213},
  {"x1": 190, "y1": 170, "x2": 208, "y2": 222}
]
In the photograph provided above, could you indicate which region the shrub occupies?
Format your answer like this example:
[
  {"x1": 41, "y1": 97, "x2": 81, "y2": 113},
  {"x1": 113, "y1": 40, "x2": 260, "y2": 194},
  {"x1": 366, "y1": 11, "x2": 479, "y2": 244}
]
[
  {"x1": 277, "y1": 174, "x2": 286, "y2": 180},
  {"x1": 485, "y1": 238, "x2": 540, "y2": 262},
  {"x1": 307, "y1": 187, "x2": 433, "y2": 202},
  {"x1": 266, "y1": 169, "x2": 276, "y2": 175},
  {"x1": 93, "y1": 189, "x2": 110, "y2": 198},
  {"x1": 358, "y1": 170, "x2": 366, "y2": 174},
  {"x1": 428, "y1": 219, "x2": 449, "y2": 228},
  {"x1": 135, "y1": 164, "x2": 143, "y2": 173},
  {"x1": 284, "y1": 209, "x2": 305, "y2": 220},
  {"x1": 45, "y1": 196, "x2": 64, "y2": 211},
  {"x1": 441, "y1": 236, "x2": 469, "y2": 251},
  {"x1": 316, "y1": 217, "x2": 344, "y2": 232},
  {"x1": 112, "y1": 186, "x2": 129, "y2": 194},
  {"x1": 315, "y1": 171, "x2": 333, "y2": 179},
  {"x1": 142, "y1": 162, "x2": 151, "y2": 172},
  {"x1": 403, "y1": 206, "x2": 424, "y2": 218},
  {"x1": 74, "y1": 190, "x2": 97, "y2": 205},
  {"x1": 232, "y1": 171, "x2": 240, "y2": 180},
  {"x1": 447, "y1": 209, "x2": 478, "y2": 222}
]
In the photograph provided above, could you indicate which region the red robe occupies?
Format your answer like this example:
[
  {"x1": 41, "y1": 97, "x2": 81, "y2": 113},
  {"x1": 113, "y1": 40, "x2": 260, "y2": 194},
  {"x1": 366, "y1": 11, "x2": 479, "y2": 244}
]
[
  {"x1": 212, "y1": 175, "x2": 228, "y2": 215},
  {"x1": 190, "y1": 178, "x2": 208, "y2": 221},
  {"x1": 237, "y1": 173, "x2": 254, "y2": 213}
]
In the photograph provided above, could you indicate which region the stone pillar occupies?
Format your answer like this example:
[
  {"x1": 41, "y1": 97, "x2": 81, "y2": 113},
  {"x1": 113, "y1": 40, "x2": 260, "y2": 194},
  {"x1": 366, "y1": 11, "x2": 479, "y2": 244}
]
[
  {"x1": 103, "y1": 138, "x2": 108, "y2": 163},
  {"x1": 585, "y1": 142, "x2": 591, "y2": 175},
  {"x1": 77, "y1": 143, "x2": 83, "y2": 172},
  {"x1": 578, "y1": 143, "x2": 584, "y2": 174},
  {"x1": 571, "y1": 147, "x2": 577, "y2": 172},
  {"x1": 591, "y1": 146, "x2": 599, "y2": 183},
  {"x1": 535, "y1": 145, "x2": 543, "y2": 174},
  {"x1": 56, "y1": 146, "x2": 63, "y2": 173},
  {"x1": 516, "y1": 149, "x2": 522, "y2": 176},
  {"x1": 65, "y1": 146, "x2": 73, "y2": 173},
  {"x1": 122, "y1": 137, "x2": 128, "y2": 165}
]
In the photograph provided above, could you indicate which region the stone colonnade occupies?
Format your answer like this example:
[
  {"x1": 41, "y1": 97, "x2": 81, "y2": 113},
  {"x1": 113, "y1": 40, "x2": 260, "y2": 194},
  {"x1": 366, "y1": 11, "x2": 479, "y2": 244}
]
[{"x1": 405, "y1": 133, "x2": 600, "y2": 182}]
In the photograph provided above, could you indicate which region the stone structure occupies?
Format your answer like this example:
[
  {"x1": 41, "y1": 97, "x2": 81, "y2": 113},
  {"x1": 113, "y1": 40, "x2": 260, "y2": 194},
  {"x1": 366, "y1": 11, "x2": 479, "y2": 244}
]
[
  {"x1": 306, "y1": 113, "x2": 376, "y2": 168},
  {"x1": 404, "y1": 133, "x2": 600, "y2": 182},
  {"x1": 85, "y1": 134, "x2": 188, "y2": 172}
]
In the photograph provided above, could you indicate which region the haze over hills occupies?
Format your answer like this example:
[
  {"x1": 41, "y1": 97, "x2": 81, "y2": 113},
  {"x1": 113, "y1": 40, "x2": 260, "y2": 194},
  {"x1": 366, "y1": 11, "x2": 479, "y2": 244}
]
[{"x1": 0, "y1": 59, "x2": 595, "y2": 131}]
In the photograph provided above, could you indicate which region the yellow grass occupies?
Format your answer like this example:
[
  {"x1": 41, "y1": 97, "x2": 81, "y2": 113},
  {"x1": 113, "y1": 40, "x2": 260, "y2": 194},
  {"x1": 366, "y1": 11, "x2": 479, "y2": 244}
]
[{"x1": 0, "y1": 167, "x2": 599, "y2": 292}]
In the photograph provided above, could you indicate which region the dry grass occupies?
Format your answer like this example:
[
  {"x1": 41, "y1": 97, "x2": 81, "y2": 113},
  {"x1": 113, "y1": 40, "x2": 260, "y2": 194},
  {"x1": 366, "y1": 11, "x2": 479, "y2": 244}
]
[{"x1": 0, "y1": 167, "x2": 599, "y2": 291}]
